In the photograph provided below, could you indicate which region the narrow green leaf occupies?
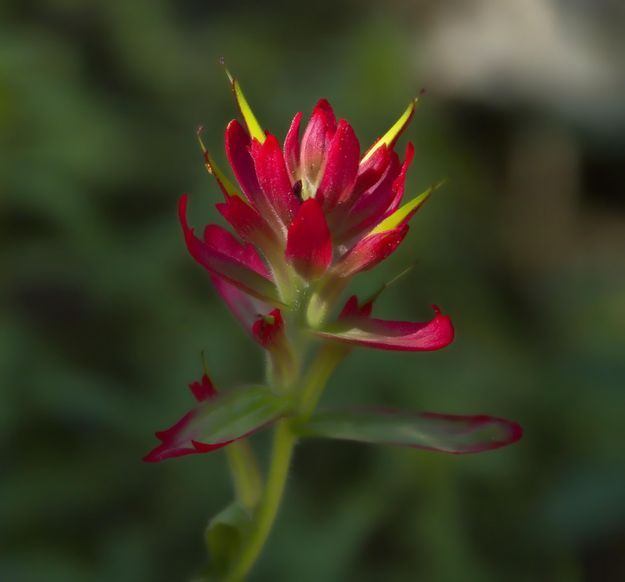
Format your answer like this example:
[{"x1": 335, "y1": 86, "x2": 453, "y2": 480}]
[{"x1": 295, "y1": 408, "x2": 522, "y2": 454}]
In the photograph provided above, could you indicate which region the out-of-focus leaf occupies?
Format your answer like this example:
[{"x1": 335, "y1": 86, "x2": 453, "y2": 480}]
[
  {"x1": 205, "y1": 502, "x2": 251, "y2": 577},
  {"x1": 295, "y1": 408, "x2": 522, "y2": 454}
]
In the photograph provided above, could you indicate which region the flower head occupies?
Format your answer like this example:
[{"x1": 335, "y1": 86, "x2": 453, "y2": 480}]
[
  {"x1": 145, "y1": 71, "x2": 521, "y2": 463},
  {"x1": 182, "y1": 73, "x2": 450, "y2": 343}
]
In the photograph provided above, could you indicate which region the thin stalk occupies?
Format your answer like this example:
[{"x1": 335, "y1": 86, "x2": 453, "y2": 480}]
[
  {"x1": 298, "y1": 345, "x2": 347, "y2": 417},
  {"x1": 222, "y1": 270, "x2": 348, "y2": 580},
  {"x1": 225, "y1": 441, "x2": 263, "y2": 512},
  {"x1": 226, "y1": 419, "x2": 297, "y2": 581}
]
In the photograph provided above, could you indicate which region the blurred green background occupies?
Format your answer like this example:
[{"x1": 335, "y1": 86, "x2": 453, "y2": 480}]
[{"x1": 3, "y1": 0, "x2": 625, "y2": 580}]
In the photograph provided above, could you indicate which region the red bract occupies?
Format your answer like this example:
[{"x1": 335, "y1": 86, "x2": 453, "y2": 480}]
[
  {"x1": 144, "y1": 373, "x2": 228, "y2": 463},
  {"x1": 252, "y1": 308, "x2": 285, "y2": 348},
  {"x1": 285, "y1": 198, "x2": 332, "y2": 280},
  {"x1": 317, "y1": 299, "x2": 454, "y2": 352}
]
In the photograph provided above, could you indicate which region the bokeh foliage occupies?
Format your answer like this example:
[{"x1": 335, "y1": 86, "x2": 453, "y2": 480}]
[{"x1": 2, "y1": 1, "x2": 625, "y2": 580}]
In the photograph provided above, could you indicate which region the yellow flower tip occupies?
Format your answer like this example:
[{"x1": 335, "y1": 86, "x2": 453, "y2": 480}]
[
  {"x1": 196, "y1": 129, "x2": 244, "y2": 200},
  {"x1": 218, "y1": 55, "x2": 233, "y2": 81},
  {"x1": 223, "y1": 66, "x2": 266, "y2": 144},
  {"x1": 196, "y1": 126, "x2": 209, "y2": 157},
  {"x1": 261, "y1": 313, "x2": 276, "y2": 326},
  {"x1": 369, "y1": 181, "x2": 440, "y2": 235},
  {"x1": 434, "y1": 177, "x2": 448, "y2": 190},
  {"x1": 361, "y1": 97, "x2": 419, "y2": 164}
]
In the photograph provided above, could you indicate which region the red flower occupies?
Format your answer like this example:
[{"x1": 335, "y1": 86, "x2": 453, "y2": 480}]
[
  {"x1": 182, "y1": 76, "x2": 450, "y2": 348},
  {"x1": 144, "y1": 73, "x2": 521, "y2": 463}
]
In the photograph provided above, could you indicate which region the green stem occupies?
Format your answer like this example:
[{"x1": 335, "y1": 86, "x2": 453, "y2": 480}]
[
  {"x1": 298, "y1": 345, "x2": 347, "y2": 417},
  {"x1": 225, "y1": 441, "x2": 263, "y2": 512},
  {"x1": 222, "y1": 271, "x2": 349, "y2": 580},
  {"x1": 226, "y1": 419, "x2": 296, "y2": 581}
]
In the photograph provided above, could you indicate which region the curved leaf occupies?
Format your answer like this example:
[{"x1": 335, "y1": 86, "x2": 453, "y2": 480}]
[{"x1": 295, "y1": 408, "x2": 522, "y2": 454}]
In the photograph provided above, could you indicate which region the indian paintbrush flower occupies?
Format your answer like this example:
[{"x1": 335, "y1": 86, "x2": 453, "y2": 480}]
[{"x1": 145, "y1": 69, "x2": 522, "y2": 581}]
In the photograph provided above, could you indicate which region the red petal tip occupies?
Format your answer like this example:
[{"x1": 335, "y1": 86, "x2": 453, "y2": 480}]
[
  {"x1": 189, "y1": 373, "x2": 217, "y2": 402},
  {"x1": 339, "y1": 295, "x2": 373, "y2": 319}
]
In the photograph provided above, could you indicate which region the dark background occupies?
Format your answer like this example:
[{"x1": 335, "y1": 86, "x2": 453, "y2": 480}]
[{"x1": 2, "y1": 0, "x2": 625, "y2": 580}]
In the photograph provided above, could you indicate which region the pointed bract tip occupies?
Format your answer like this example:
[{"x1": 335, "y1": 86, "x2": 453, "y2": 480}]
[
  {"x1": 339, "y1": 295, "x2": 373, "y2": 319},
  {"x1": 189, "y1": 373, "x2": 217, "y2": 401},
  {"x1": 221, "y1": 59, "x2": 234, "y2": 83},
  {"x1": 143, "y1": 451, "x2": 158, "y2": 463},
  {"x1": 315, "y1": 98, "x2": 332, "y2": 110},
  {"x1": 364, "y1": 263, "x2": 416, "y2": 306},
  {"x1": 200, "y1": 350, "x2": 209, "y2": 376},
  {"x1": 227, "y1": 74, "x2": 265, "y2": 144},
  {"x1": 390, "y1": 263, "x2": 416, "y2": 284},
  {"x1": 196, "y1": 128, "x2": 210, "y2": 161},
  {"x1": 361, "y1": 98, "x2": 417, "y2": 164}
]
